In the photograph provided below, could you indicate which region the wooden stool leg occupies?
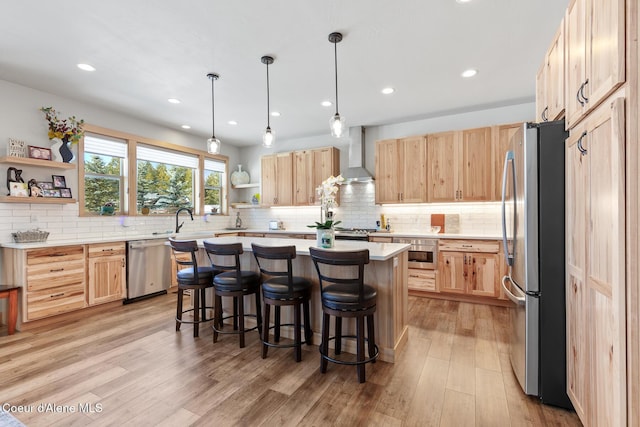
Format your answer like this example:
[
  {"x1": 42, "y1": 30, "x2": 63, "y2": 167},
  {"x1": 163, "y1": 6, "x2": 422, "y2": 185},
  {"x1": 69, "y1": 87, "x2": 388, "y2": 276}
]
[
  {"x1": 176, "y1": 288, "x2": 183, "y2": 331},
  {"x1": 303, "y1": 299, "x2": 312, "y2": 345},
  {"x1": 238, "y1": 295, "x2": 245, "y2": 348},
  {"x1": 357, "y1": 315, "x2": 366, "y2": 383},
  {"x1": 213, "y1": 294, "x2": 222, "y2": 343},
  {"x1": 233, "y1": 297, "x2": 239, "y2": 330},
  {"x1": 262, "y1": 303, "x2": 271, "y2": 359},
  {"x1": 274, "y1": 306, "x2": 281, "y2": 342},
  {"x1": 367, "y1": 314, "x2": 376, "y2": 362},
  {"x1": 201, "y1": 288, "x2": 207, "y2": 321},
  {"x1": 294, "y1": 303, "x2": 302, "y2": 362},
  {"x1": 254, "y1": 290, "x2": 262, "y2": 332},
  {"x1": 7, "y1": 289, "x2": 17, "y2": 336},
  {"x1": 335, "y1": 317, "x2": 342, "y2": 355},
  {"x1": 320, "y1": 312, "x2": 330, "y2": 373},
  {"x1": 193, "y1": 288, "x2": 200, "y2": 338}
]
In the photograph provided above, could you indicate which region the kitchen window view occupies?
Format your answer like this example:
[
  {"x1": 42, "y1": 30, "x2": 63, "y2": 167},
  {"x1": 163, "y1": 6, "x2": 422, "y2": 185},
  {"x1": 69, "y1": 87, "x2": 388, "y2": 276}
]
[
  {"x1": 82, "y1": 134, "x2": 127, "y2": 215},
  {"x1": 204, "y1": 159, "x2": 226, "y2": 215}
]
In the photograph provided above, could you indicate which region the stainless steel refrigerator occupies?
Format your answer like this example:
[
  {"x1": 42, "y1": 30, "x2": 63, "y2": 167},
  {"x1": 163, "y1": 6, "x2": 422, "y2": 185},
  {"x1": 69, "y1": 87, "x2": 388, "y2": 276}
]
[{"x1": 500, "y1": 120, "x2": 572, "y2": 409}]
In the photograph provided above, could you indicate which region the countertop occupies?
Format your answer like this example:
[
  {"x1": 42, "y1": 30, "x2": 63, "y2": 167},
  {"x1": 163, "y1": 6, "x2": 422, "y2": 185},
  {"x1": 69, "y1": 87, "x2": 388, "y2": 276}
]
[{"x1": 0, "y1": 228, "x2": 502, "y2": 250}]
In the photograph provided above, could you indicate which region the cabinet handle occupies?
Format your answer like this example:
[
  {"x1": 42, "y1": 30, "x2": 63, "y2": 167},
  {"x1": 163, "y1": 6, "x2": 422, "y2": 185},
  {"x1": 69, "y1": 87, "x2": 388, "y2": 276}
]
[
  {"x1": 462, "y1": 244, "x2": 473, "y2": 248},
  {"x1": 51, "y1": 253, "x2": 67, "y2": 257},
  {"x1": 50, "y1": 293, "x2": 65, "y2": 298},
  {"x1": 577, "y1": 131, "x2": 588, "y2": 156},
  {"x1": 541, "y1": 106, "x2": 549, "y2": 122},
  {"x1": 101, "y1": 249, "x2": 114, "y2": 252},
  {"x1": 50, "y1": 268, "x2": 64, "y2": 272},
  {"x1": 121, "y1": 260, "x2": 126, "y2": 268},
  {"x1": 581, "y1": 79, "x2": 589, "y2": 103},
  {"x1": 463, "y1": 255, "x2": 467, "y2": 264}
]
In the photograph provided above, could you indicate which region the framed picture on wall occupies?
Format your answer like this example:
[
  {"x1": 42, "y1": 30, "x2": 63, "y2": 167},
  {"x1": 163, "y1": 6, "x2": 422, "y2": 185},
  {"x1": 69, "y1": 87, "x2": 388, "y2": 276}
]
[
  {"x1": 28, "y1": 145, "x2": 52, "y2": 160},
  {"x1": 43, "y1": 189, "x2": 61, "y2": 198},
  {"x1": 38, "y1": 181, "x2": 54, "y2": 190},
  {"x1": 9, "y1": 182, "x2": 28, "y2": 197},
  {"x1": 59, "y1": 188, "x2": 72, "y2": 198},
  {"x1": 52, "y1": 175, "x2": 66, "y2": 188}
]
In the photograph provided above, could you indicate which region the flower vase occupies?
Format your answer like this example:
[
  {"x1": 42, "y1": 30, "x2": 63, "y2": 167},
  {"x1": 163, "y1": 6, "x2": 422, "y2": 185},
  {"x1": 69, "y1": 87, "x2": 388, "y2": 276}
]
[
  {"x1": 317, "y1": 228, "x2": 335, "y2": 248},
  {"x1": 58, "y1": 138, "x2": 74, "y2": 163},
  {"x1": 49, "y1": 138, "x2": 64, "y2": 162}
]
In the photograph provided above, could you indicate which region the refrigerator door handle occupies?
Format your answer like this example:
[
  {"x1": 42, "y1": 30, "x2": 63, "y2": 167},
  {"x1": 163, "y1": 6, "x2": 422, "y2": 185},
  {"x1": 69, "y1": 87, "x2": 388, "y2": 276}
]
[
  {"x1": 501, "y1": 275, "x2": 525, "y2": 306},
  {"x1": 501, "y1": 150, "x2": 516, "y2": 266}
]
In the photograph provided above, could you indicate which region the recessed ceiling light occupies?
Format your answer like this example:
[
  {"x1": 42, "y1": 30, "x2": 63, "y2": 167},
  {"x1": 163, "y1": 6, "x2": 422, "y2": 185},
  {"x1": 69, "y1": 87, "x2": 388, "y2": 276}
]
[
  {"x1": 77, "y1": 63, "x2": 95, "y2": 72},
  {"x1": 461, "y1": 68, "x2": 478, "y2": 78},
  {"x1": 271, "y1": 111, "x2": 281, "y2": 117},
  {"x1": 456, "y1": 0, "x2": 472, "y2": 3},
  {"x1": 381, "y1": 87, "x2": 395, "y2": 95},
  {"x1": 181, "y1": 125, "x2": 191, "y2": 129},
  {"x1": 321, "y1": 101, "x2": 333, "y2": 107},
  {"x1": 228, "y1": 120, "x2": 238, "y2": 125},
  {"x1": 167, "y1": 98, "x2": 181, "y2": 104}
]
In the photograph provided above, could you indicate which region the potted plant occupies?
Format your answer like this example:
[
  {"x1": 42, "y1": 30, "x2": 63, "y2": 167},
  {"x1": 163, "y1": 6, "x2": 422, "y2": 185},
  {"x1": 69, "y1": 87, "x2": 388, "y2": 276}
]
[{"x1": 307, "y1": 175, "x2": 344, "y2": 247}]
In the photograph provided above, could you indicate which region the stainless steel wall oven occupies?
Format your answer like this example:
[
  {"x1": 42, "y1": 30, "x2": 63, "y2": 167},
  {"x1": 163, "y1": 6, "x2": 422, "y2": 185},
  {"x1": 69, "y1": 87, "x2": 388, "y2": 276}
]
[{"x1": 392, "y1": 237, "x2": 438, "y2": 270}]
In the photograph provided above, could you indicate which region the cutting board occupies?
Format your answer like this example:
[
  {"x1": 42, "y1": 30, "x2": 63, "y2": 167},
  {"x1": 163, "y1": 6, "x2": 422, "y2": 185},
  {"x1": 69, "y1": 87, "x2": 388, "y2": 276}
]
[
  {"x1": 430, "y1": 214, "x2": 445, "y2": 233},
  {"x1": 430, "y1": 214, "x2": 460, "y2": 234}
]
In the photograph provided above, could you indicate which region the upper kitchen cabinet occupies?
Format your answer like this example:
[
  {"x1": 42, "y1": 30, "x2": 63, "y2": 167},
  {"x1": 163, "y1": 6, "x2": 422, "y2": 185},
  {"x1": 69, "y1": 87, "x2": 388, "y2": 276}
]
[
  {"x1": 427, "y1": 127, "x2": 492, "y2": 202},
  {"x1": 536, "y1": 18, "x2": 565, "y2": 122},
  {"x1": 565, "y1": 0, "x2": 625, "y2": 129},
  {"x1": 492, "y1": 123, "x2": 522, "y2": 201},
  {"x1": 375, "y1": 136, "x2": 427, "y2": 204},
  {"x1": 261, "y1": 152, "x2": 293, "y2": 207},
  {"x1": 294, "y1": 147, "x2": 339, "y2": 206}
]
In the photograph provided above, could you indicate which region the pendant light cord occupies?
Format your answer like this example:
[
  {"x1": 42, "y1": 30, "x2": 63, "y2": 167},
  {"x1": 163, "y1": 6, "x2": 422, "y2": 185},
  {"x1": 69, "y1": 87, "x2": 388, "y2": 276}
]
[
  {"x1": 266, "y1": 60, "x2": 271, "y2": 128},
  {"x1": 333, "y1": 39, "x2": 339, "y2": 115},
  {"x1": 210, "y1": 75, "x2": 216, "y2": 138}
]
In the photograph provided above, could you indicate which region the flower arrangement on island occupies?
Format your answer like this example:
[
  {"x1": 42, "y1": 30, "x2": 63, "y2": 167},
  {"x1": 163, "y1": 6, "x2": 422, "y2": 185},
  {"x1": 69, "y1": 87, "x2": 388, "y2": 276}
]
[
  {"x1": 307, "y1": 174, "x2": 344, "y2": 229},
  {"x1": 40, "y1": 106, "x2": 85, "y2": 144}
]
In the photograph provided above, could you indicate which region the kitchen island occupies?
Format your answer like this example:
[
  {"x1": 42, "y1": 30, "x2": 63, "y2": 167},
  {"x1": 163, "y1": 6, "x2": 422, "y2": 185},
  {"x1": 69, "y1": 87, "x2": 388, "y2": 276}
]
[{"x1": 188, "y1": 236, "x2": 410, "y2": 362}]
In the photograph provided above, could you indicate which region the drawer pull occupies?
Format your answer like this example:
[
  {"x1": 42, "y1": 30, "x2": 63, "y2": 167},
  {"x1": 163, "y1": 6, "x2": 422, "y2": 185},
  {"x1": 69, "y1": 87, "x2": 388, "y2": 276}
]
[
  {"x1": 102, "y1": 249, "x2": 114, "y2": 252},
  {"x1": 462, "y1": 245, "x2": 473, "y2": 248},
  {"x1": 50, "y1": 293, "x2": 65, "y2": 298},
  {"x1": 50, "y1": 268, "x2": 64, "y2": 272},
  {"x1": 51, "y1": 253, "x2": 68, "y2": 257}
]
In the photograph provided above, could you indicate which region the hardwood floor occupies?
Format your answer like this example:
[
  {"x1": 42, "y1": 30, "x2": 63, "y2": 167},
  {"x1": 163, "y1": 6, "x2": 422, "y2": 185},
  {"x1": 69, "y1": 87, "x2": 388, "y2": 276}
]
[{"x1": 0, "y1": 294, "x2": 581, "y2": 426}]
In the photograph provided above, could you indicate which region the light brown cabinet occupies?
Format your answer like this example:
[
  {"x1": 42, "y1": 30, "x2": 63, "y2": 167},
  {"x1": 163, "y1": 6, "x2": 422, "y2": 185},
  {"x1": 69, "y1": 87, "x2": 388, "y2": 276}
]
[
  {"x1": 261, "y1": 152, "x2": 293, "y2": 207},
  {"x1": 565, "y1": 0, "x2": 625, "y2": 129},
  {"x1": 492, "y1": 123, "x2": 522, "y2": 201},
  {"x1": 427, "y1": 127, "x2": 492, "y2": 202},
  {"x1": 437, "y1": 240, "x2": 500, "y2": 298},
  {"x1": 87, "y1": 242, "x2": 126, "y2": 306},
  {"x1": 294, "y1": 147, "x2": 340, "y2": 206},
  {"x1": 536, "y1": 19, "x2": 565, "y2": 122},
  {"x1": 25, "y1": 245, "x2": 86, "y2": 321},
  {"x1": 375, "y1": 136, "x2": 427, "y2": 204},
  {"x1": 565, "y1": 97, "x2": 626, "y2": 425}
]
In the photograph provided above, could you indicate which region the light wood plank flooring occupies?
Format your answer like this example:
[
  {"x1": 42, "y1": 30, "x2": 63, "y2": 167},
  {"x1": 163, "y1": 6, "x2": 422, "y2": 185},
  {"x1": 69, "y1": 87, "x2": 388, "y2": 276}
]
[{"x1": 0, "y1": 295, "x2": 581, "y2": 426}]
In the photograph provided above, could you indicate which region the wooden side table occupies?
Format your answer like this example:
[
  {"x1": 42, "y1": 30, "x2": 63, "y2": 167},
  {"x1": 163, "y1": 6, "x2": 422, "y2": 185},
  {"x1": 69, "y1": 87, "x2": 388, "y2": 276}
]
[{"x1": 0, "y1": 285, "x2": 19, "y2": 335}]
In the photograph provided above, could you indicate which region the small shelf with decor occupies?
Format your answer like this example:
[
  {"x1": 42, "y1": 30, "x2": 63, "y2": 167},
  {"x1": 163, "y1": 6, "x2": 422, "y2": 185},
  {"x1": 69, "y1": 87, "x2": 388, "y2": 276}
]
[
  {"x1": 232, "y1": 182, "x2": 260, "y2": 189},
  {"x1": 0, "y1": 156, "x2": 76, "y2": 170},
  {"x1": 0, "y1": 196, "x2": 77, "y2": 204}
]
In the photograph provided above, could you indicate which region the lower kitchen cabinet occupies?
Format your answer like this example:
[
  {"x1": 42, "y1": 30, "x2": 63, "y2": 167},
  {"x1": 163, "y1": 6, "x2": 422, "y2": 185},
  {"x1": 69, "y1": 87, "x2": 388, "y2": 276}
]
[
  {"x1": 407, "y1": 268, "x2": 437, "y2": 292},
  {"x1": 87, "y1": 242, "x2": 126, "y2": 306}
]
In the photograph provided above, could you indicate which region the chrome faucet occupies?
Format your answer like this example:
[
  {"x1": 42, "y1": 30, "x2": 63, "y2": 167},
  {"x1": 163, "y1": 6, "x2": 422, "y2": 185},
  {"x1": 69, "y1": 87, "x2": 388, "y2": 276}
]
[{"x1": 175, "y1": 207, "x2": 193, "y2": 233}]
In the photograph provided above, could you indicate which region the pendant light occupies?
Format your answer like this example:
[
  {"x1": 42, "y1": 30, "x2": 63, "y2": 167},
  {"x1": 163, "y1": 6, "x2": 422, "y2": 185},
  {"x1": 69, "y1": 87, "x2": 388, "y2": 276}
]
[
  {"x1": 261, "y1": 55, "x2": 275, "y2": 148},
  {"x1": 329, "y1": 32, "x2": 347, "y2": 138},
  {"x1": 206, "y1": 73, "x2": 221, "y2": 154}
]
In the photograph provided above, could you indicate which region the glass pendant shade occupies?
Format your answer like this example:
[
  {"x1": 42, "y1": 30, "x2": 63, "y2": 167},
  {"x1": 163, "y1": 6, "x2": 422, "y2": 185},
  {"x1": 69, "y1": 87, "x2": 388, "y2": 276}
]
[
  {"x1": 262, "y1": 126, "x2": 274, "y2": 148},
  {"x1": 207, "y1": 136, "x2": 221, "y2": 154},
  {"x1": 329, "y1": 113, "x2": 347, "y2": 138}
]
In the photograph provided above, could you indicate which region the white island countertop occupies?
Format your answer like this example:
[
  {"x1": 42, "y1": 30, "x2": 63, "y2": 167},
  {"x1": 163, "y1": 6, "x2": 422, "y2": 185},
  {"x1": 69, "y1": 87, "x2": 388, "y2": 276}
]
[{"x1": 188, "y1": 235, "x2": 410, "y2": 261}]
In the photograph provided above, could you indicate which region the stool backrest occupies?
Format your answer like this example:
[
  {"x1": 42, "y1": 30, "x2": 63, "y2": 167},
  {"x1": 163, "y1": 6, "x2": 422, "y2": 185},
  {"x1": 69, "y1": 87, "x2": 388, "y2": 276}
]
[
  {"x1": 309, "y1": 247, "x2": 369, "y2": 302},
  {"x1": 251, "y1": 244, "x2": 296, "y2": 295},
  {"x1": 203, "y1": 241, "x2": 243, "y2": 280},
  {"x1": 168, "y1": 238, "x2": 201, "y2": 281}
]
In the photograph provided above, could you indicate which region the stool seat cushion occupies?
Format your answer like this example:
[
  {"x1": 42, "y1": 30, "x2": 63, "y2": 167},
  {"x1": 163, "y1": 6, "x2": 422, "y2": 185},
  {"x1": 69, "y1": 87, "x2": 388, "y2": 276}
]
[
  {"x1": 214, "y1": 270, "x2": 260, "y2": 291},
  {"x1": 322, "y1": 283, "x2": 377, "y2": 311},
  {"x1": 177, "y1": 266, "x2": 217, "y2": 286},
  {"x1": 262, "y1": 276, "x2": 312, "y2": 298}
]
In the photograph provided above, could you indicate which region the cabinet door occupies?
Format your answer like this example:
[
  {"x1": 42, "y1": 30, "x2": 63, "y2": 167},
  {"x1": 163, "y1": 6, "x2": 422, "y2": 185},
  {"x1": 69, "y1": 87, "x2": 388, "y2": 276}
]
[
  {"x1": 275, "y1": 152, "x2": 293, "y2": 206},
  {"x1": 375, "y1": 139, "x2": 401, "y2": 203},
  {"x1": 294, "y1": 150, "x2": 313, "y2": 205},
  {"x1": 261, "y1": 155, "x2": 277, "y2": 207},
  {"x1": 88, "y1": 254, "x2": 126, "y2": 305},
  {"x1": 584, "y1": 97, "x2": 626, "y2": 426},
  {"x1": 536, "y1": 61, "x2": 548, "y2": 122},
  {"x1": 460, "y1": 127, "x2": 492, "y2": 201},
  {"x1": 438, "y1": 251, "x2": 465, "y2": 294},
  {"x1": 566, "y1": 0, "x2": 587, "y2": 128},
  {"x1": 467, "y1": 252, "x2": 499, "y2": 298},
  {"x1": 565, "y1": 128, "x2": 588, "y2": 421},
  {"x1": 312, "y1": 147, "x2": 339, "y2": 205},
  {"x1": 400, "y1": 136, "x2": 427, "y2": 203},
  {"x1": 427, "y1": 132, "x2": 457, "y2": 202},
  {"x1": 493, "y1": 123, "x2": 521, "y2": 201},
  {"x1": 547, "y1": 20, "x2": 565, "y2": 120}
]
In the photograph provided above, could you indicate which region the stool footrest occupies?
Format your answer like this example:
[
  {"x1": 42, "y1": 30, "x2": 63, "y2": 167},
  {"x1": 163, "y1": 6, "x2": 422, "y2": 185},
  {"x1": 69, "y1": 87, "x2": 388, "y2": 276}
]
[
  {"x1": 263, "y1": 322, "x2": 311, "y2": 349},
  {"x1": 319, "y1": 335, "x2": 379, "y2": 366},
  {"x1": 176, "y1": 306, "x2": 215, "y2": 325},
  {"x1": 212, "y1": 313, "x2": 260, "y2": 335}
]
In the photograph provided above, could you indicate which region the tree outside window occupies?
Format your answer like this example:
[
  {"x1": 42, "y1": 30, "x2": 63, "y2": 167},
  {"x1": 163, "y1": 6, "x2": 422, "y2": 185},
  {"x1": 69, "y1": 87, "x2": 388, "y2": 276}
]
[
  {"x1": 84, "y1": 154, "x2": 123, "y2": 214},
  {"x1": 136, "y1": 160, "x2": 194, "y2": 214}
]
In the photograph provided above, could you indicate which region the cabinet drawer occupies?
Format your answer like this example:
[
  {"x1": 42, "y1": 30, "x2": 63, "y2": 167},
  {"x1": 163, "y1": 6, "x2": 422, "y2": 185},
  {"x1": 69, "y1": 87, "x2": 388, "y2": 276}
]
[
  {"x1": 26, "y1": 283, "x2": 86, "y2": 321},
  {"x1": 438, "y1": 240, "x2": 499, "y2": 253},
  {"x1": 408, "y1": 268, "x2": 437, "y2": 292},
  {"x1": 27, "y1": 259, "x2": 85, "y2": 291},
  {"x1": 26, "y1": 245, "x2": 84, "y2": 265},
  {"x1": 88, "y1": 242, "x2": 126, "y2": 257}
]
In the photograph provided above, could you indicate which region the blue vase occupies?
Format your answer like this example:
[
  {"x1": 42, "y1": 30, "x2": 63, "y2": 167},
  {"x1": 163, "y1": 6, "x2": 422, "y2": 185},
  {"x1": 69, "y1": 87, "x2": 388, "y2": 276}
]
[{"x1": 59, "y1": 139, "x2": 74, "y2": 163}]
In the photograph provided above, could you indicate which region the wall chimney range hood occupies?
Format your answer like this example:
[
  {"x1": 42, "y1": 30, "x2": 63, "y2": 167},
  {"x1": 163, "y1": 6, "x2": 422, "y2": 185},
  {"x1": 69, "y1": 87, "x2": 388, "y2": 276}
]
[{"x1": 341, "y1": 126, "x2": 374, "y2": 184}]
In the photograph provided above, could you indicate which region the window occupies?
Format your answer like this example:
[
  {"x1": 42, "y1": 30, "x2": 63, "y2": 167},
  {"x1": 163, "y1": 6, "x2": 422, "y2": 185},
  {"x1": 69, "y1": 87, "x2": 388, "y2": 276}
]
[
  {"x1": 82, "y1": 134, "x2": 127, "y2": 215},
  {"x1": 136, "y1": 145, "x2": 197, "y2": 215},
  {"x1": 204, "y1": 159, "x2": 226, "y2": 214}
]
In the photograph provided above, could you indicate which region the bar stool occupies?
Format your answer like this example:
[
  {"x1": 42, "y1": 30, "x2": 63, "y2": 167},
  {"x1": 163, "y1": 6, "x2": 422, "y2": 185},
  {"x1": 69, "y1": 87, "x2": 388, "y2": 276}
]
[
  {"x1": 309, "y1": 247, "x2": 379, "y2": 383},
  {"x1": 168, "y1": 238, "x2": 217, "y2": 338},
  {"x1": 203, "y1": 241, "x2": 262, "y2": 348},
  {"x1": 251, "y1": 244, "x2": 313, "y2": 362}
]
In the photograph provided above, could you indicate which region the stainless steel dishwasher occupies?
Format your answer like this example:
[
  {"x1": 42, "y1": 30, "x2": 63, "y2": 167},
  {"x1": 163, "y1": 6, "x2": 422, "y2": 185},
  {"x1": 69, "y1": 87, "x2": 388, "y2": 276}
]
[{"x1": 125, "y1": 239, "x2": 171, "y2": 303}]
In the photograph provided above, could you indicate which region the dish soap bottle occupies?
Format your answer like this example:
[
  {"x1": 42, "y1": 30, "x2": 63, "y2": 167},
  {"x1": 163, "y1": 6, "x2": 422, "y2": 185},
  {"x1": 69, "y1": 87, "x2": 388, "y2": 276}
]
[{"x1": 235, "y1": 212, "x2": 243, "y2": 229}]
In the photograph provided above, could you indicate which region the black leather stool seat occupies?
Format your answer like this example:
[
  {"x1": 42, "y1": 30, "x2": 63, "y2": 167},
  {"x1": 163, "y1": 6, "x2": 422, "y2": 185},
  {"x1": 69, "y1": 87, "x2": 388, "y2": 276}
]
[
  {"x1": 321, "y1": 284, "x2": 376, "y2": 311},
  {"x1": 177, "y1": 266, "x2": 218, "y2": 286},
  {"x1": 213, "y1": 270, "x2": 261, "y2": 291},
  {"x1": 261, "y1": 276, "x2": 312, "y2": 299}
]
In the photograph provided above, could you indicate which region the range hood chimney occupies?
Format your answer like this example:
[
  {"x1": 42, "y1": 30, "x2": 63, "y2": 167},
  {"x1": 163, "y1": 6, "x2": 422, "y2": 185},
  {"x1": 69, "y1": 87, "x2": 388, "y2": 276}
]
[{"x1": 341, "y1": 126, "x2": 374, "y2": 183}]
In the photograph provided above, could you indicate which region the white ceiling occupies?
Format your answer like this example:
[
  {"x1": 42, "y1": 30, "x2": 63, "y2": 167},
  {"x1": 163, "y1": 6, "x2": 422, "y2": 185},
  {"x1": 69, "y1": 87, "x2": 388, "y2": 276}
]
[{"x1": 1, "y1": 0, "x2": 567, "y2": 147}]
